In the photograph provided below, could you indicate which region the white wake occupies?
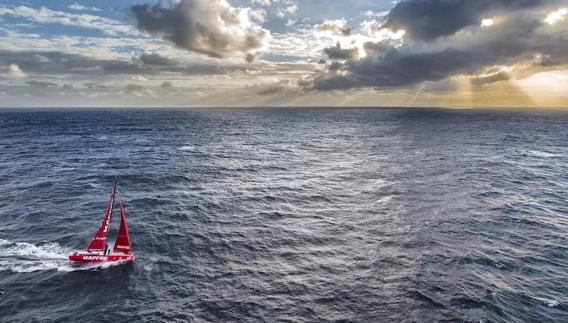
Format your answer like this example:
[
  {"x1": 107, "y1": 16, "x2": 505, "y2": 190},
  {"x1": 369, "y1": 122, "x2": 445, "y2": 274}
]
[
  {"x1": 0, "y1": 239, "x2": 73, "y2": 273},
  {"x1": 0, "y1": 239, "x2": 135, "y2": 273}
]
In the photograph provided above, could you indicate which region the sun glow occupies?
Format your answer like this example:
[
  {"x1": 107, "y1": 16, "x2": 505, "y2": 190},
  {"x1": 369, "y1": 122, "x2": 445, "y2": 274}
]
[
  {"x1": 545, "y1": 8, "x2": 567, "y2": 25},
  {"x1": 481, "y1": 19, "x2": 494, "y2": 27}
]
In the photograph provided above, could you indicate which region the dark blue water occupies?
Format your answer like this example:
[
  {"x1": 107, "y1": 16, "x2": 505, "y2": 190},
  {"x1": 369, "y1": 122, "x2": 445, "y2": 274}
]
[{"x1": 0, "y1": 108, "x2": 567, "y2": 322}]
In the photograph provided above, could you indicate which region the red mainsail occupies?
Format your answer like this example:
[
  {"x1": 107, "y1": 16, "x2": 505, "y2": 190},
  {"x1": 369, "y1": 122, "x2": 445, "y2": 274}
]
[
  {"x1": 112, "y1": 190, "x2": 131, "y2": 254},
  {"x1": 86, "y1": 183, "x2": 116, "y2": 251}
]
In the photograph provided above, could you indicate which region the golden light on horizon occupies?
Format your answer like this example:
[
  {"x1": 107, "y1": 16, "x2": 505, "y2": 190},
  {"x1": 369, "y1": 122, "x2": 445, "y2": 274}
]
[{"x1": 515, "y1": 70, "x2": 568, "y2": 107}]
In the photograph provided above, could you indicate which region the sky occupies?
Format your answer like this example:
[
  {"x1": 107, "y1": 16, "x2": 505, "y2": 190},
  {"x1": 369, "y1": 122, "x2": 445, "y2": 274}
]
[{"x1": 1, "y1": 0, "x2": 568, "y2": 108}]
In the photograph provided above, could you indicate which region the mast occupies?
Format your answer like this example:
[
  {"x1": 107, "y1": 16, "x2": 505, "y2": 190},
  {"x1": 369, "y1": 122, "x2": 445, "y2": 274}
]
[
  {"x1": 86, "y1": 182, "x2": 116, "y2": 251},
  {"x1": 112, "y1": 188, "x2": 131, "y2": 254}
]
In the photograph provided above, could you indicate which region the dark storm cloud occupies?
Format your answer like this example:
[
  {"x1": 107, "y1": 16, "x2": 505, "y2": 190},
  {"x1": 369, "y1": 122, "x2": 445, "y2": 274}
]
[
  {"x1": 323, "y1": 42, "x2": 358, "y2": 60},
  {"x1": 131, "y1": 0, "x2": 269, "y2": 59},
  {"x1": 310, "y1": 1, "x2": 568, "y2": 91},
  {"x1": 314, "y1": 48, "x2": 485, "y2": 90},
  {"x1": 362, "y1": 41, "x2": 399, "y2": 58},
  {"x1": 384, "y1": 0, "x2": 551, "y2": 41}
]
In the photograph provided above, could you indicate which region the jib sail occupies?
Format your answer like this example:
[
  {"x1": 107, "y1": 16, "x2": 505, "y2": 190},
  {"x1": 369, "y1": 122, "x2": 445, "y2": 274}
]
[{"x1": 112, "y1": 190, "x2": 131, "y2": 254}]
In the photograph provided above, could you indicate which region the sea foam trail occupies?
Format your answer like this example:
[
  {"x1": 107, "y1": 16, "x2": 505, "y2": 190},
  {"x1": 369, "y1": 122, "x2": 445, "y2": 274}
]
[
  {"x1": 0, "y1": 240, "x2": 133, "y2": 272},
  {"x1": 0, "y1": 239, "x2": 73, "y2": 273}
]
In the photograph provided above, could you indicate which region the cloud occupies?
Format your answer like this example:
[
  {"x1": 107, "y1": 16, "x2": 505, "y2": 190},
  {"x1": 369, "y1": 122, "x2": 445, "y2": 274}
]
[
  {"x1": 309, "y1": 0, "x2": 568, "y2": 91},
  {"x1": 32, "y1": 54, "x2": 50, "y2": 63},
  {"x1": 249, "y1": 8, "x2": 268, "y2": 23},
  {"x1": 26, "y1": 80, "x2": 57, "y2": 87},
  {"x1": 84, "y1": 82, "x2": 107, "y2": 89},
  {"x1": 314, "y1": 19, "x2": 352, "y2": 36},
  {"x1": 131, "y1": 0, "x2": 270, "y2": 60},
  {"x1": 253, "y1": 79, "x2": 304, "y2": 96},
  {"x1": 0, "y1": 5, "x2": 136, "y2": 36},
  {"x1": 251, "y1": 0, "x2": 272, "y2": 7},
  {"x1": 245, "y1": 53, "x2": 257, "y2": 63},
  {"x1": 68, "y1": 2, "x2": 101, "y2": 12},
  {"x1": 323, "y1": 42, "x2": 358, "y2": 60},
  {"x1": 312, "y1": 47, "x2": 480, "y2": 91},
  {"x1": 0, "y1": 63, "x2": 25, "y2": 78},
  {"x1": 365, "y1": 10, "x2": 389, "y2": 19},
  {"x1": 384, "y1": 0, "x2": 550, "y2": 41},
  {"x1": 0, "y1": 50, "x2": 247, "y2": 78},
  {"x1": 130, "y1": 75, "x2": 148, "y2": 82},
  {"x1": 545, "y1": 7, "x2": 568, "y2": 24},
  {"x1": 132, "y1": 52, "x2": 250, "y2": 74},
  {"x1": 471, "y1": 72, "x2": 511, "y2": 86},
  {"x1": 137, "y1": 52, "x2": 177, "y2": 66},
  {"x1": 274, "y1": 1, "x2": 298, "y2": 18},
  {"x1": 161, "y1": 81, "x2": 174, "y2": 89},
  {"x1": 362, "y1": 40, "x2": 399, "y2": 57},
  {"x1": 124, "y1": 83, "x2": 144, "y2": 92}
]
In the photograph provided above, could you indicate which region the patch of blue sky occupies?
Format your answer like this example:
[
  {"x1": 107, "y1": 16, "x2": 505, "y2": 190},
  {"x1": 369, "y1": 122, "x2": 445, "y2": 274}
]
[
  {"x1": 95, "y1": 44, "x2": 141, "y2": 54},
  {"x1": 0, "y1": 1, "x2": 135, "y2": 23},
  {"x1": 2, "y1": 0, "x2": 138, "y2": 10},
  {"x1": 292, "y1": 0, "x2": 393, "y2": 20},
  {"x1": 0, "y1": 16, "x2": 121, "y2": 38}
]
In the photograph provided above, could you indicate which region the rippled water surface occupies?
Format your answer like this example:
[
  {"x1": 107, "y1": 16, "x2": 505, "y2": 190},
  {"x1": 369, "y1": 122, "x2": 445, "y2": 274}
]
[{"x1": 0, "y1": 108, "x2": 567, "y2": 322}]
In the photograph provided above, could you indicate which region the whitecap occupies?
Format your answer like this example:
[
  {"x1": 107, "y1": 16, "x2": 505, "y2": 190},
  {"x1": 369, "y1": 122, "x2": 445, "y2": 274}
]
[
  {"x1": 178, "y1": 145, "x2": 197, "y2": 151},
  {"x1": 534, "y1": 296, "x2": 560, "y2": 307},
  {"x1": 528, "y1": 150, "x2": 558, "y2": 158}
]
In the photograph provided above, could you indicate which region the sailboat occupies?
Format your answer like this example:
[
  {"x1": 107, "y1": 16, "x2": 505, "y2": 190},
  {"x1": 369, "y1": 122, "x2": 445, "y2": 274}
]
[{"x1": 69, "y1": 181, "x2": 134, "y2": 264}]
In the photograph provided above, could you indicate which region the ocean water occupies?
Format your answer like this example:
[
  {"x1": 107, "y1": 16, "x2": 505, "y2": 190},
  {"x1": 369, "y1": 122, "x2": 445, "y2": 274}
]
[{"x1": 0, "y1": 108, "x2": 567, "y2": 322}]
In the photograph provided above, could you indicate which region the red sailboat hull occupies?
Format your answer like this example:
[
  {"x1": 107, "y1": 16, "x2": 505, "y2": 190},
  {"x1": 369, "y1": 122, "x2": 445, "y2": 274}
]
[{"x1": 68, "y1": 252, "x2": 134, "y2": 263}]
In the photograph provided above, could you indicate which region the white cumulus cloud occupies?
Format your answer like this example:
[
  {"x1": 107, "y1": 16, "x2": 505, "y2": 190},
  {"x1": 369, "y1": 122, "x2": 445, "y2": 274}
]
[
  {"x1": 0, "y1": 63, "x2": 26, "y2": 78},
  {"x1": 131, "y1": 0, "x2": 270, "y2": 61}
]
